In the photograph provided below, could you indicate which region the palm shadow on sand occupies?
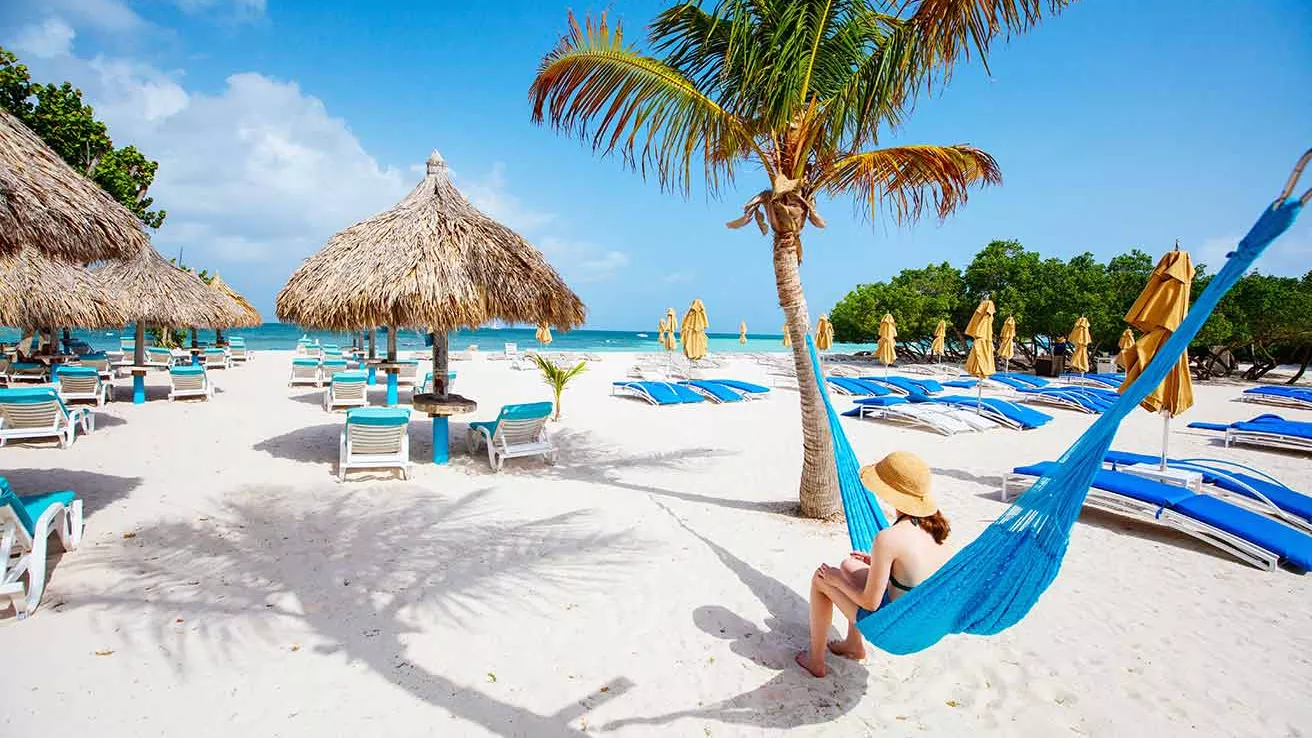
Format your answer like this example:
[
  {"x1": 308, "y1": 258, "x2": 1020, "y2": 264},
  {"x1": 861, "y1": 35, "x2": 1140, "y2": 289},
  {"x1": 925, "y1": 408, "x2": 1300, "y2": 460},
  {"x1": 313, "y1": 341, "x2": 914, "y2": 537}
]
[
  {"x1": 605, "y1": 503, "x2": 871, "y2": 732},
  {"x1": 74, "y1": 483, "x2": 646, "y2": 737}
]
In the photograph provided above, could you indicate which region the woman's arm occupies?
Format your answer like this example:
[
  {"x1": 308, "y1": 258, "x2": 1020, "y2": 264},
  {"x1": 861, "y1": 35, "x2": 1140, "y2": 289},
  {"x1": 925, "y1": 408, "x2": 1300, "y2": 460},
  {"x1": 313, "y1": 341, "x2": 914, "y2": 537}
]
[{"x1": 828, "y1": 534, "x2": 895, "y2": 611}]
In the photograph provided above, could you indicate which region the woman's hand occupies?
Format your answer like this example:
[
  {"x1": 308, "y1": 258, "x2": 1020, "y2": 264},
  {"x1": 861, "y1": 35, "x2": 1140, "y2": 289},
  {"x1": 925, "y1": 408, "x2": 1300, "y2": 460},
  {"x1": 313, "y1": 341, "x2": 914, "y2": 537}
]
[{"x1": 848, "y1": 551, "x2": 871, "y2": 564}]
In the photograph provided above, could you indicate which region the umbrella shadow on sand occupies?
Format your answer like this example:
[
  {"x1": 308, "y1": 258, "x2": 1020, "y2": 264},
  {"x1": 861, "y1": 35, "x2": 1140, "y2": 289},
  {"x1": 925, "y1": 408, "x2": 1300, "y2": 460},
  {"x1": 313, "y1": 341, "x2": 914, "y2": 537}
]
[
  {"x1": 605, "y1": 502, "x2": 870, "y2": 732},
  {"x1": 74, "y1": 483, "x2": 645, "y2": 737}
]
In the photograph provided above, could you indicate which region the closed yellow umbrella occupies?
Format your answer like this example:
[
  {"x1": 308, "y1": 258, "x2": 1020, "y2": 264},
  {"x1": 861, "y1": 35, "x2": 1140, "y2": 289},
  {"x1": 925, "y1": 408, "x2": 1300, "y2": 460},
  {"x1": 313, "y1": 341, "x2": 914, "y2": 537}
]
[
  {"x1": 782, "y1": 323, "x2": 791, "y2": 347},
  {"x1": 535, "y1": 323, "x2": 553, "y2": 346},
  {"x1": 930, "y1": 319, "x2": 947, "y2": 361},
  {"x1": 1120, "y1": 248, "x2": 1196, "y2": 467},
  {"x1": 1116, "y1": 328, "x2": 1136, "y2": 369},
  {"x1": 965, "y1": 299, "x2": 996, "y2": 379},
  {"x1": 876, "y1": 313, "x2": 897, "y2": 373},
  {"x1": 997, "y1": 315, "x2": 1016, "y2": 368},
  {"x1": 815, "y1": 314, "x2": 834, "y2": 351},
  {"x1": 1068, "y1": 316, "x2": 1092, "y2": 374},
  {"x1": 657, "y1": 315, "x2": 668, "y2": 346},
  {"x1": 738, "y1": 321, "x2": 748, "y2": 344},
  {"x1": 681, "y1": 298, "x2": 709, "y2": 361}
]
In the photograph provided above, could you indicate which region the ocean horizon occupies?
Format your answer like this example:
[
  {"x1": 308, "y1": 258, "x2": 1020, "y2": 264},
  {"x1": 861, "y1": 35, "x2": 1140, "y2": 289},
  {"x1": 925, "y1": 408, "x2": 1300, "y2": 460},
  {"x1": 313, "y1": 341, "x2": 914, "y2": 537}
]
[{"x1": 0, "y1": 323, "x2": 882, "y2": 355}]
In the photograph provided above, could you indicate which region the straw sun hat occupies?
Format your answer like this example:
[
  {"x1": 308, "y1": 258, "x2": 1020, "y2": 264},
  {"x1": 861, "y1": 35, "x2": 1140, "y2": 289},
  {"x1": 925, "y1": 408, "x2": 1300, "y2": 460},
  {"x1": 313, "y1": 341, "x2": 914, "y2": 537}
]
[{"x1": 859, "y1": 451, "x2": 938, "y2": 517}]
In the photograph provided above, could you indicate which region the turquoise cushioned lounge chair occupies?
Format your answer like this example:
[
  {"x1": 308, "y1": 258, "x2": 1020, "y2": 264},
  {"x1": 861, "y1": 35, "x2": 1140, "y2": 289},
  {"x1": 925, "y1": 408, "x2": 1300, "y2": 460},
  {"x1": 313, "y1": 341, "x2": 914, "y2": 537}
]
[
  {"x1": 467, "y1": 402, "x2": 556, "y2": 471},
  {"x1": 339, "y1": 407, "x2": 411, "y2": 481},
  {"x1": 0, "y1": 387, "x2": 95, "y2": 447},
  {"x1": 1, "y1": 477, "x2": 82, "y2": 619}
]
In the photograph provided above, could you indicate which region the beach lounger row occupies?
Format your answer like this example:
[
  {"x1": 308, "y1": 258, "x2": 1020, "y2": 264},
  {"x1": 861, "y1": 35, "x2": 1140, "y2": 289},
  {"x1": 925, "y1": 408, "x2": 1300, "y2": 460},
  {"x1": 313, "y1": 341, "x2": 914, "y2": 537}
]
[
  {"x1": 927, "y1": 395, "x2": 1053, "y2": 430},
  {"x1": 1016, "y1": 386, "x2": 1118, "y2": 414},
  {"x1": 1060, "y1": 372, "x2": 1125, "y2": 389},
  {"x1": 1104, "y1": 450, "x2": 1312, "y2": 534},
  {"x1": 1, "y1": 477, "x2": 83, "y2": 619},
  {"x1": 1239, "y1": 386, "x2": 1312, "y2": 411},
  {"x1": 289, "y1": 358, "x2": 420, "y2": 389},
  {"x1": 611, "y1": 379, "x2": 770, "y2": 405},
  {"x1": 1188, "y1": 414, "x2": 1312, "y2": 454},
  {"x1": 339, "y1": 402, "x2": 557, "y2": 479},
  {"x1": 1003, "y1": 463, "x2": 1312, "y2": 572},
  {"x1": 842, "y1": 396, "x2": 998, "y2": 435}
]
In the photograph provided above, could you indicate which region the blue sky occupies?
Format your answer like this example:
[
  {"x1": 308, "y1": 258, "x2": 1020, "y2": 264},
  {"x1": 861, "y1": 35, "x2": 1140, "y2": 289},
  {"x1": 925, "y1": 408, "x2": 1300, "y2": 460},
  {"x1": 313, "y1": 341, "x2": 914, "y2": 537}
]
[{"x1": 3, "y1": 0, "x2": 1309, "y2": 331}]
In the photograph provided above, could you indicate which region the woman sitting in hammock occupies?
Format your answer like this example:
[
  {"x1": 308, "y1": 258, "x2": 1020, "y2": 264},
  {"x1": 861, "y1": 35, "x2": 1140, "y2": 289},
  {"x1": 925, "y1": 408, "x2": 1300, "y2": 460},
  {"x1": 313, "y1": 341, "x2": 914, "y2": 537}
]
[{"x1": 796, "y1": 451, "x2": 952, "y2": 677}]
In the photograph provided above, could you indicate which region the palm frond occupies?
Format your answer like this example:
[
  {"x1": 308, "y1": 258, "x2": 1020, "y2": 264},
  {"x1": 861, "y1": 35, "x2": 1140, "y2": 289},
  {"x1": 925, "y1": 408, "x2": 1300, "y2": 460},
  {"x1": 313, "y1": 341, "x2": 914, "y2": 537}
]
[
  {"x1": 907, "y1": 0, "x2": 1072, "y2": 78},
  {"x1": 529, "y1": 11, "x2": 758, "y2": 196},
  {"x1": 819, "y1": 143, "x2": 1001, "y2": 223}
]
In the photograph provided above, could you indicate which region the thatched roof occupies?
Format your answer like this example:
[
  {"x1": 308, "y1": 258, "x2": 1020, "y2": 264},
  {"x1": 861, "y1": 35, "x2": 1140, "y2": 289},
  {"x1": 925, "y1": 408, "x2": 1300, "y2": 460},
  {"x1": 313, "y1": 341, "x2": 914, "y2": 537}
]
[
  {"x1": 0, "y1": 248, "x2": 127, "y2": 328},
  {"x1": 208, "y1": 273, "x2": 262, "y2": 328},
  {"x1": 275, "y1": 151, "x2": 585, "y2": 332},
  {"x1": 0, "y1": 108, "x2": 148, "y2": 263},
  {"x1": 96, "y1": 246, "x2": 244, "y2": 327}
]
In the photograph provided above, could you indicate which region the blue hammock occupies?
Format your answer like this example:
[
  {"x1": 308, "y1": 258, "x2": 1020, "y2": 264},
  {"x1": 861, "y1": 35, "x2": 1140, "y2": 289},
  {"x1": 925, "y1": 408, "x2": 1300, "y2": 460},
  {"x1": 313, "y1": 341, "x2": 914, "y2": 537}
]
[{"x1": 818, "y1": 178, "x2": 1307, "y2": 655}]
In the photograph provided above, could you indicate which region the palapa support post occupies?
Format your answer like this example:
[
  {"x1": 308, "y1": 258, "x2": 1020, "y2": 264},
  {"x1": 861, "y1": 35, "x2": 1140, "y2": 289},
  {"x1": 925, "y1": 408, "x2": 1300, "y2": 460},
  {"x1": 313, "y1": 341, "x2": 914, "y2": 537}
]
[
  {"x1": 385, "y1": 326, "x2": 399, "y2": 407},
  {"x1": 367, "y1": 328, "x2": 377, "y2": 385},
  {"x1": 430, "y1": 330, "x2": 449, "y2": 464},
  {"x1": 133, "y1": 322, "x2": 147, "y2": 404}
]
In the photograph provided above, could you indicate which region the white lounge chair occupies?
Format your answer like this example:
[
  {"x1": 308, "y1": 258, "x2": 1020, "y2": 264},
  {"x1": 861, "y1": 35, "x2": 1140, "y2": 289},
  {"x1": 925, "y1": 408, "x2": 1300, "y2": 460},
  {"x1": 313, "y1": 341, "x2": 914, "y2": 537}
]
[
  {"x1": 228, "y1": 339, "x2": 251, "y2": 363},
  {"x1": 3, "y1": 360, "x2": 48, "y2": 385},
  {"x1": 394, "y1": 359, "x2": 420, "y2": 386},
  {"x1": 288, "y1": 358, "x2": 322, "y2": 388},
  {"x1": 323, "y1": 371, "x2": 369, "y2": 412},
  {"x1": 168, "y1": 365, "x2": 213, "y2": 402},
  {"x1": 339, "y1": 407, "x2": 411, "y2": 481},
  {"x1": 1, "y1": 477, "x2": 83, "y2": 619},
  {"x1": 79, "y1": 355, "x2": 115, "y2": 382},
  {"x1": 320, "y1": 358, "x2": 351, "y2": 384},
  {"x1": 55, "y1": 366, "x2": 111, "y2": 406},
  {"x1": 467, "y1": 402, "x2": 556, "y2": 471},
  {"x1": 0, "y1": 387, "x2": 95, "y2": 448},
  {"x1": 418, "y1": 370, "x2": 457, "y2": 395},
  {"x1": 202, "y1": 348, "x2": 231, "y2": 369},
  {"x1": 145, "y1": 347, "x2": 176, "y2": 371},
  {"x1": 848, "y1": 397, "x2": 994, "y2": 435}
]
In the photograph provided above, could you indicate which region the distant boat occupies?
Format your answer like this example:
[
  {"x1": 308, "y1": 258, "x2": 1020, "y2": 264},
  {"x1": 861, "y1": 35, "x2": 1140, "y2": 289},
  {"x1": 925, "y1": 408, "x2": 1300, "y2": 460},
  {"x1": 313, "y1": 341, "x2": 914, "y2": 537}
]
[{"x1": 636, "y1": 333, "x2": 649, "y2": 338}]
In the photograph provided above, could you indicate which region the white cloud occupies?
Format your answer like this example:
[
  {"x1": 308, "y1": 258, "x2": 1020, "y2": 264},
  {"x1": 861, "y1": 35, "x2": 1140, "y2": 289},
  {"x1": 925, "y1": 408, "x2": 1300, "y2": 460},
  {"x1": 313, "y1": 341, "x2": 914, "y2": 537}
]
[
  {"x1": 458, "y1": 162, "x2": 556, "y2": 233},
  {"x1": 539, "y1": 237, "x2": 630, "y2": 283},
  {"x1": 10, "y1": 17, "x2": 76, "y2": 59},
  {"x1": 3, "y1": 18, "x2": 409, "y2": 310},
  {"x1": 12, "y1": 0, "x2": 146, "y2": 34},
  {"x1": 170, "y1": 0, "x2": 266, "y2": 20}
]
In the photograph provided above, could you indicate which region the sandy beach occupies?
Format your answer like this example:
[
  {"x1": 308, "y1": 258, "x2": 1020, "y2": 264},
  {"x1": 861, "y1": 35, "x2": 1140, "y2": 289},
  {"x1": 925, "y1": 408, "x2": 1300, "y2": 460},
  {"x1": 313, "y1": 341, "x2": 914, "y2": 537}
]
[{"x1": 1, "y1": 351, "x2": 1309, "y2": 737}]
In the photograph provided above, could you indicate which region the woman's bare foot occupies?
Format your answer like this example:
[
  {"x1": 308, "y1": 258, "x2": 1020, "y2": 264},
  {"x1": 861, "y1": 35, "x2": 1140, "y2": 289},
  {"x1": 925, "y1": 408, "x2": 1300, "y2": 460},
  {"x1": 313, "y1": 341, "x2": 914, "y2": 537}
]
[
  {"x1": 795, "y1": 651, "x2": 826, "y2": 678},
  {"x1": 828, "y1": 639, "x2": 867, "y2": 661}
]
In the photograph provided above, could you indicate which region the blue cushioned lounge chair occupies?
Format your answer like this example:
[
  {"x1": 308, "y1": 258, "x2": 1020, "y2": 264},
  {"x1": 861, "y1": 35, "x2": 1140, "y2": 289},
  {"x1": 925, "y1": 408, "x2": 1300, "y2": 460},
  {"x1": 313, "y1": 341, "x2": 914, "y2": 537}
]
[
  {"x1": 612, "y1": 381, "x2": 706, "y2": 405},
  {"x1": 1239, "y1": 386, "x2": 1312, "y2": 411},
  {"x1": 931, "y1": 394, "x2": 1052, "y2": 430},
  {"x1": 1187, "y1": 414, "x2": 1312, "y2": 454},
  {"x1": 1003, "y1": 463, "x2": 1312, "y2": 572}
]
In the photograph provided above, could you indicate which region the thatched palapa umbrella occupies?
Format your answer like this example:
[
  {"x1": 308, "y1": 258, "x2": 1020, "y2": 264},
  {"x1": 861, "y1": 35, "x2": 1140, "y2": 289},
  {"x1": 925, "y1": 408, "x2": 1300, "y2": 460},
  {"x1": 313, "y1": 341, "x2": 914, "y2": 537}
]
[
  {"x1": 97, "y1": 246, "x2": 243, "y2": 403},
  {"x1": 0, "y1": 109, "x2": 147, "y2": 263},
  {"x1": 207, "y1": 273, "x2": 262, "y2": 335},
  {"x1": 0, "y1": 248, "x2": 127, "y2": 332},
  {"x1": 276, "y1": 151, "x2": 584, "y2": 462}
]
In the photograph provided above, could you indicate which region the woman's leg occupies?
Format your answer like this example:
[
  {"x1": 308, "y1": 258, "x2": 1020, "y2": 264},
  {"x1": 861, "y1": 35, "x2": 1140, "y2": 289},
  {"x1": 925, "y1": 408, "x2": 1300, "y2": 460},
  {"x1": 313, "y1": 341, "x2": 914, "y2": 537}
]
[
  {"x1": 796, "y1": 568, "x2": 835, "y2": 677},
  {"x1": 830, "y1": 559, "x2": 870, "y2": 660}
]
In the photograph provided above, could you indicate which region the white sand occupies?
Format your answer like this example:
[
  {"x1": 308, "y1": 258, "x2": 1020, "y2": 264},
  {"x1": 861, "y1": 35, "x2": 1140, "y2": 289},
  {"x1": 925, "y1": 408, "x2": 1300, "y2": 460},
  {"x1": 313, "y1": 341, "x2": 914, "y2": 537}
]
[{"x1": 1, "y1": 351, "x2": 1309, "y2": 737}]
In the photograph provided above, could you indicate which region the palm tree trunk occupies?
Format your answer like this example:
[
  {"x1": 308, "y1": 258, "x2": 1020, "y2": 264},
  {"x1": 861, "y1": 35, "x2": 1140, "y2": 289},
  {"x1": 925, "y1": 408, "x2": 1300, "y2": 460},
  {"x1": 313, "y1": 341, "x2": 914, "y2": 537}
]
[{"x1": 772, "y1": 229, "x2": 838, "y2": 519}]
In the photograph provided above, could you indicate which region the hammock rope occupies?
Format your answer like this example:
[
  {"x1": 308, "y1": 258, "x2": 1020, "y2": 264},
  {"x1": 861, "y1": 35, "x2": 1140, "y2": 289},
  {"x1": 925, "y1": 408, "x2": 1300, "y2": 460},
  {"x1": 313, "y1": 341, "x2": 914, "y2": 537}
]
[{"x1": 814, "y1": 160, "x2": 1307, "y2": 656}]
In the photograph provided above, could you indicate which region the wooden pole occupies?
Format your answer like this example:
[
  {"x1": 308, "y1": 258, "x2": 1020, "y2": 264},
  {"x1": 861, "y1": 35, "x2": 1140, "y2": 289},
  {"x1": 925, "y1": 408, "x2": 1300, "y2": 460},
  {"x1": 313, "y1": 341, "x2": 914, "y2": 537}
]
[{"x1": 431, "y1": 331, "x2": 449, "y2": 397}]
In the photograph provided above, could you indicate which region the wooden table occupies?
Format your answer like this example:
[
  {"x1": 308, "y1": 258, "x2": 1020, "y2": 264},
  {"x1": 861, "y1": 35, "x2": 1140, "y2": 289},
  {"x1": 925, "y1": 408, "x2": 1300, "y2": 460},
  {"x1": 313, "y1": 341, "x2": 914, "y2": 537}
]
[{"x1": 412, "y1": 393, "x2": 477, "y2": 464}]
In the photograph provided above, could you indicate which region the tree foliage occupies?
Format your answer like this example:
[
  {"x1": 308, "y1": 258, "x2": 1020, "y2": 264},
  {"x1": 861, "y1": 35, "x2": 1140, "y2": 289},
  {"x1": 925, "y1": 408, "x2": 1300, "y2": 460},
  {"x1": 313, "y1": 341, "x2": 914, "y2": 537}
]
[
  {"x1": 831, "y1": 240, "x2": 1312, "y2": 381},
  {"x1": 0, "y1": 47, "x2": 165, "y2": 228}
]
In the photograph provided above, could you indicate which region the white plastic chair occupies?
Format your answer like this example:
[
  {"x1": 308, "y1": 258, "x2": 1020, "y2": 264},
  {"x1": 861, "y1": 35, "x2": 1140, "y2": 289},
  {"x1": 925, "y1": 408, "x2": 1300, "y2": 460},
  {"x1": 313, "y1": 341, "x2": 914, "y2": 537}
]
[
  {"x1": 288, "y1": 359, "x2": 322, "y2": 388},
  {"x1": 168, "y1": 366, "x2": 213, "y2": 401},
  {"x1": 55, "y1": 366, "x2": 111, "y2": 406},
  {"x1": 339, "y1": 408, "x2": 411, "y2": 481},
  {"x1": 0, "y1": 387, "x2": 95, "y2": 448},
  {"x1": 1, "y1": 478, "x2": 83, "y2": 619},
  {"x1": 323, "y1": 371, "x2": 369, "y2": 412},
  {"x1": 466, "y1": 402, "x2": 556, "y2": 471}
]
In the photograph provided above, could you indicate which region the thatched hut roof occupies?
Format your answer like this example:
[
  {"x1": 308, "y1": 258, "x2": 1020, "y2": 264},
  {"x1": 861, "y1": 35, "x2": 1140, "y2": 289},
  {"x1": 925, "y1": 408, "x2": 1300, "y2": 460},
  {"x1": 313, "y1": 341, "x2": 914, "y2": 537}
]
[
  {"x1": 208, "y1": 273, "x2": 262, "y2": 328},
  {"x1": 0, "y1": 248, "x2": 127, "y2": 328},
  {"x1": 0, "y1": 108, "x2": 148, "y2": 263},
  {"x1": 275, "y1": 151, "x2": 585, "y2": 332},
  {"x1": 96, "y1": 246, "x2": 243, "y2": 327}
]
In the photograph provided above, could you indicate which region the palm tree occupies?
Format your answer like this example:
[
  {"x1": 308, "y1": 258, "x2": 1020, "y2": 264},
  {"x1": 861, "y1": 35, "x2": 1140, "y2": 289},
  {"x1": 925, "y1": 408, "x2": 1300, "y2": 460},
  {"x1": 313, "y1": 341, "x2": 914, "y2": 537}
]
[{"x1": 530, "y1": 0, "x2": 1069, "y2": 518}]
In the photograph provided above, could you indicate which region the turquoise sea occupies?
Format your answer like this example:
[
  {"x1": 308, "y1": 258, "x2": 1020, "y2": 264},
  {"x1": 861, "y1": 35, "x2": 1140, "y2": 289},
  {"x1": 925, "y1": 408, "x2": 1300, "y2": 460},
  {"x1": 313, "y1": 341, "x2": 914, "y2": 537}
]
[{"x1": 0, "y1": 323, "x2": 880, "y2": 355}]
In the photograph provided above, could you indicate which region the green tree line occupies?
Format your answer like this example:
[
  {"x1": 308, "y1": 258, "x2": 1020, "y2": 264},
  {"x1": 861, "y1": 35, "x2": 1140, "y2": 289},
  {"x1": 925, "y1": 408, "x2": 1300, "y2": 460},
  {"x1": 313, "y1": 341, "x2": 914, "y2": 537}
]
[
  {"x1": 830, "y1": 239, "x2": 1312, "y2": 383},
  {"x1": 1, "y1": 46, "x2": 165, "y2": 228}
]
